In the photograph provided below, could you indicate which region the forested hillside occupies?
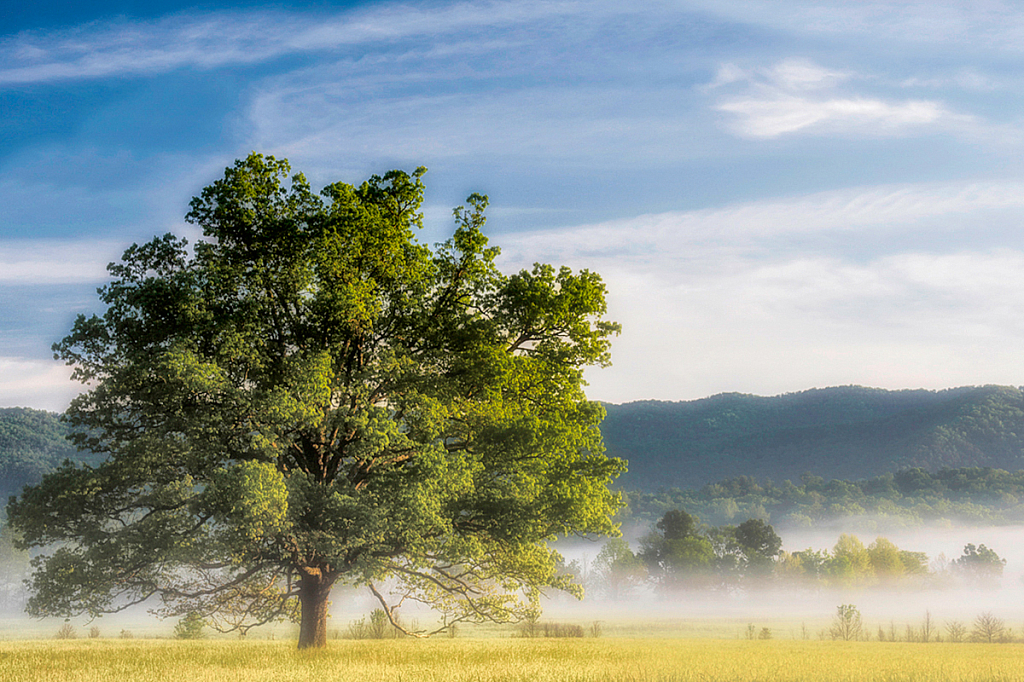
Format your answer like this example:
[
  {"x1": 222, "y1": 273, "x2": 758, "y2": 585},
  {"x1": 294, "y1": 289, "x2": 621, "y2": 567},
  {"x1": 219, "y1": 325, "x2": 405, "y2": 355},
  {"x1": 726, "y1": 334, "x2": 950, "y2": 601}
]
[
  {"x1": 601, "y1": 385, "x2": 1024, "y2": 490},
  {"x1": 6, "y1": 385, "x2": 1024, "y2": 508},
  {"x1": 0, "y1": 408, "x2": 82, "y2": 503}
]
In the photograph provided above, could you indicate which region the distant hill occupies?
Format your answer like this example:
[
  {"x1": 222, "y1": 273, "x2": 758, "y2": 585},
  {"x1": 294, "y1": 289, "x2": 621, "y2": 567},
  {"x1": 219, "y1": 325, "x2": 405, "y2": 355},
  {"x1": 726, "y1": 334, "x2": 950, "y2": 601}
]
[
  {"x1": 600, "y1": 385, "x2": 1024, "y2": 491},
  {"x1": 6, "y1": 385, "x2": 1024, "y2": 506},
  {"x1": 0, "y1": 408, "x2": 82, "y2": 504}
]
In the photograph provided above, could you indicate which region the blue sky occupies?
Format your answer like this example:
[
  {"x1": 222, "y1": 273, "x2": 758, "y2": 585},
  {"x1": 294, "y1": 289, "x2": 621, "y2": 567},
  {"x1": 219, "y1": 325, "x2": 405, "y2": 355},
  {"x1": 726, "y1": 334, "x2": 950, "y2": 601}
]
[{"x1": 3, "y1": 0, "x2": 1024, "y2": 410}]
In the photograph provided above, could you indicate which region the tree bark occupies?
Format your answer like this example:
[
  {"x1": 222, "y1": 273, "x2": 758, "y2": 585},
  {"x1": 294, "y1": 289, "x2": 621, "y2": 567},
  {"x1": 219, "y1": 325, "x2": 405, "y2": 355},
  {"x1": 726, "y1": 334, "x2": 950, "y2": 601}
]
[{"x1": 297, "y1": 570, "x2": 335, "y2": 649}]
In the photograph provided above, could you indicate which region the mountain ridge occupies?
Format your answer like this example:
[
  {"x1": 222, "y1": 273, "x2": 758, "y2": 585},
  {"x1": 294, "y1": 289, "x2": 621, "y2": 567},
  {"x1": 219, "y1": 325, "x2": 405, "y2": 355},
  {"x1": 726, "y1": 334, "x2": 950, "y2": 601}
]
[{"x1": 599, "y1": 384, "x2": 1024, "y2": 490}]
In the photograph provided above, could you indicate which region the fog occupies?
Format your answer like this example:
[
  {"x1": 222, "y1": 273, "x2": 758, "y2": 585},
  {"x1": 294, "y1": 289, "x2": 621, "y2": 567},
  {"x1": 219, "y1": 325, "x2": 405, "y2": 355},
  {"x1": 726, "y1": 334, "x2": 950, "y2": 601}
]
[
  {"x1": 543, "y1": 522, "x2": 1024, "y2": 632},
  {"x1": 3, "y1": 523, "x2": 1023, "y2": 639}
]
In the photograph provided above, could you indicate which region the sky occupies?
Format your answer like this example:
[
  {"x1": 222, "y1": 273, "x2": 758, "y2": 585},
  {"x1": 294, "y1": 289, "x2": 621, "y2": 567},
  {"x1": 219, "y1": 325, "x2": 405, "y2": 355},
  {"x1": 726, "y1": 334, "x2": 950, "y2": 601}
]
[{"x1": 3, "y1": 0, "x2": 1024, "y2": 411}]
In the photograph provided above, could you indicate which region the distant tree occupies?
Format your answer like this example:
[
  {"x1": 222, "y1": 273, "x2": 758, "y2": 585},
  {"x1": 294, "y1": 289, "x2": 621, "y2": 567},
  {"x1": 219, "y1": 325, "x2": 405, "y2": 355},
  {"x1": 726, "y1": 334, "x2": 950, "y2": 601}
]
[
  {"x1": 173, "y1": 612, "x2": 206, "y2": 640},
  {"x1": 829, "y1": 535, "x2": 872, "y2": 586},
  {"x1": 954, "y1": 544, "x2": 1005, "y2": 586},
  {"x1": 867, "y1": 537, "x2": 905, "y2": 582},
  {"x1": 593, "y1": 538, "x2": 647, "y2": 601},
  {"x1": 790, "y1": 548, "x2": 830, "y2": 584},
  {"x1": 639, "y1": 510, "x2": 713, "y2": 589},
  {"x1": 657, "y1": 509, "x2": 698, "y2": 540},
  {"x1": 733, "y1": 518, "x2": 782, "y2": 577},
  {"x1": 7, "y1": 154, "x2": 624, "y2": 649},
  {"x1": 899, "y1": 550, "x2": 929, "y2": 576},
  {"x1": 945, "y1": 620, "x2": 967, "y2": 643},
  {"x1": 829, "y1": 604, "x2": 863, "y2": 641},
  {"x1": 971, "y1": 612, "x2": 1006, "y2": 643},
  {"x1": 0, "y1": 526, "x2": 29, "y2": 612}
]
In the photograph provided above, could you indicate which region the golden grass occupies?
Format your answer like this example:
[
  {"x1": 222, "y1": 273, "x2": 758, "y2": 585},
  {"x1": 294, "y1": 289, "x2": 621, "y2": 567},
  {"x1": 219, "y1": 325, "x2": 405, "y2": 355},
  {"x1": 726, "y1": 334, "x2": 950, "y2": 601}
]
[{"x1": 2, "y1": 638, "x2": 1024, "y2": 682}]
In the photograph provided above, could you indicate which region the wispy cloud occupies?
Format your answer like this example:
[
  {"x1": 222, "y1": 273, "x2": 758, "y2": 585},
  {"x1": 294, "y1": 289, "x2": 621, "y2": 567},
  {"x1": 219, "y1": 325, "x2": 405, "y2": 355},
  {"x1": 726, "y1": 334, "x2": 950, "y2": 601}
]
[
  {"x1": 0, "y1": 1, "x2": 606, "y2": 85},
  {"x1": 497, "y1": 180, "x2": 1024, "y2": 401},
  {"x1": 0, "y1": 240, "x2": 122, "y2": 284},
  {"x1": 497, "y1": 180, "x2": 1024, "y2": 266},
  {"x1": 687, "y1": 0, "x2": 1024, "y2": 52},
  {"x1": 710, "y1": 59, "x2": 960, "y2": 139}
]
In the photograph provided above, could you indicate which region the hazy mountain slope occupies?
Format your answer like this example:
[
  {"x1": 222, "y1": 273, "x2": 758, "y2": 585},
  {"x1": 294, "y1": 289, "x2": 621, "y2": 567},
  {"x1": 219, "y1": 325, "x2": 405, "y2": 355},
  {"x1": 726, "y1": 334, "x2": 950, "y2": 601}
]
[
  {"x1": 4, "y1": 385, "x2": 1024, "y2": 503},
  {"x1": 600, "y1": 385, "x2": 1024, "y2": 490},
  {"x1": 0, "y1": 408, "x2": 80, "y2": 503}
]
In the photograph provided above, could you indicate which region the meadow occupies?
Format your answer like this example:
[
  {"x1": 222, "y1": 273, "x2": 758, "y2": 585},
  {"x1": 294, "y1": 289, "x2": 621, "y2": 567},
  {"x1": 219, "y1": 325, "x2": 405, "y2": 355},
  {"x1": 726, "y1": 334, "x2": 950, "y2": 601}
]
[{"x1": 2, "y1": 638, "x2": 1023, "y2": 682}]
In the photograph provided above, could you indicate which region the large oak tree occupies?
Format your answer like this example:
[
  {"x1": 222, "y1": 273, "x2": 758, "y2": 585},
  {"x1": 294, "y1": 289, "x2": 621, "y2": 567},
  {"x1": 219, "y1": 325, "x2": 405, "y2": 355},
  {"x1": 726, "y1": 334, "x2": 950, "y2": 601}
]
[{"x1": 8, "y1": 154, "x2": 623, "y2": 648}]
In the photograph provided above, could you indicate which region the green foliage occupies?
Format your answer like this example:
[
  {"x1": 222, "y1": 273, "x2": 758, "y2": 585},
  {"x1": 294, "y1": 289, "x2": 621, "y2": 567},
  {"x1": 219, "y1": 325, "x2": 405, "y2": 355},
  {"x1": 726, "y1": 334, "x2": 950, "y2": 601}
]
[
  {"x1": 593, "y1": 538, "x2": 647, "y2": 600},
  {"x1": 7, "y1": 154, "x2": 623, "y2": 647},
  {"x1": 626, "y1": 466, "x2": 1024, "y2": 528},
  {"x1": 733, "y1": 519, "x2": 781, "y2": 576},
  {"x1": 0, "y1": 408, "x2": 94, "y2": 503},
  {"x1": 173, "y1": 612, "x2": 206, "y2": 639},
  {"x1": 954, "y1": 543, "x2": 1005, "y2": 585}
]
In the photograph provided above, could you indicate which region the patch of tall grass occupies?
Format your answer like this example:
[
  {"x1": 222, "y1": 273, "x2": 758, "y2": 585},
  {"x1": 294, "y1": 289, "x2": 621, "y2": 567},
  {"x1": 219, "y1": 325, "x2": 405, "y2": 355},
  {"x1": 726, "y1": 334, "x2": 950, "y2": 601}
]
[{"x1": 2, "y1": 638, "x2": 1024, "y2": 682}]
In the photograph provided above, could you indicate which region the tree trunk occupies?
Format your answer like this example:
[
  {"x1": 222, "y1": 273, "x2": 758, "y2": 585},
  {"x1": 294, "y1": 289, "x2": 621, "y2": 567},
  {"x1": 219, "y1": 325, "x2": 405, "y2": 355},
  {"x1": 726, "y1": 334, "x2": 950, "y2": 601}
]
[{"x1": 297, "y1": 570, "x2": 334, "y2": 649}]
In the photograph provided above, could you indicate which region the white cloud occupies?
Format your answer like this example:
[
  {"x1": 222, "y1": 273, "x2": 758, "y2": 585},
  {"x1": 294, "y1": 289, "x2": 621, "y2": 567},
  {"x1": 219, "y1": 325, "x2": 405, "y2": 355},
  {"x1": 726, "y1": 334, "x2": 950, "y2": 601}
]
[
  {"x1": 496, "y1": 180, "x2": 1024, "y2": 403},
  {"x1": 718, "y1": 95, "x2": 946, "y2": 139},
  {"x1": 0, "y1": 357, "x2": 79, "y2": 411},
  {"x1": 497, "y1": 180, "x2": 1024, "y2": 266},
  {"x1": 0, "y1": 240, "x2": 123, "y2": 284},
  {"x1": 711, "y1": 58, "x2": 959, "y2": 139}
]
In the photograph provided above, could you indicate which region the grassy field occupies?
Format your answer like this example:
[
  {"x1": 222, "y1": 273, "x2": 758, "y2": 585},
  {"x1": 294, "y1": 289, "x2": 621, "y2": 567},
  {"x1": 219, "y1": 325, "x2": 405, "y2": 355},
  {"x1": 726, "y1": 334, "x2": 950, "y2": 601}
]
[{"x1": 2, "y1": 638, "x2": 1024, "y2": 682}]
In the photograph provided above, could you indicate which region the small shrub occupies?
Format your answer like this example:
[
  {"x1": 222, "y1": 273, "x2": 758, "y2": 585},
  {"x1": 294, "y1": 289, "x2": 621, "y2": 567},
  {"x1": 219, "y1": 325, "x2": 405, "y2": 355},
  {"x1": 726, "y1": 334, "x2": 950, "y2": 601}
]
[
  {"x1": 174, "y1": 612, "x2": 206, "y2": 640},
  {"x1": 368, "y1": 609, "x2": 390, "y2": 639},
  {"x1": 345, "y1": 617, "x2": 368, "y2": 639},
  {"x1": 541, "y1": 622, "x2": 584, "y2": 638},
  {"x1": 758, "y1": 627, "x2": 772, "y2": 640},
  {"x1": 518, "y1": 612, "x2": 540, "y2": 638},
  {"x1": 55, "y1": 623, "x2": 77, "y2": 640},
  {"x1": 345, "y1": 609, "x2": 404, "y2": 640},
  {"x1": 119, "y1": 629, "x2": 133, "y2": 639},
  {"x1": 589, "y1": 621, "x2": 603, "y2": 638},
  {"x1": 972, "y1": 612, "x2": 1006, "y2": 643},
  {"x1": 829, "y1": 604, "x2": 863, "y2": 641},
  {"x1": 88, "y1": 625, "x2": 101, "y2": 639}
]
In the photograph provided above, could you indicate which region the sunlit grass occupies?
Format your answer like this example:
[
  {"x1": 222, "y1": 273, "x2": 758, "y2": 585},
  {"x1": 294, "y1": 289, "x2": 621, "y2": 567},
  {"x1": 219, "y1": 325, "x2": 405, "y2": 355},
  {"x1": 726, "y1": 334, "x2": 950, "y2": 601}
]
[{"x1": 2, "y1": 638, "x2": 1024, "y2": 682}]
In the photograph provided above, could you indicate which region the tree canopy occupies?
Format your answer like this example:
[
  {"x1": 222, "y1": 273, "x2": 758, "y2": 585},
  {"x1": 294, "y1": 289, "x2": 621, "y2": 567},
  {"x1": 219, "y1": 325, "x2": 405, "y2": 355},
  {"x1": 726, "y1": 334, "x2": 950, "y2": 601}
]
[{"x1": 7, "y1": 154, "x2": 623, "y2": 648}]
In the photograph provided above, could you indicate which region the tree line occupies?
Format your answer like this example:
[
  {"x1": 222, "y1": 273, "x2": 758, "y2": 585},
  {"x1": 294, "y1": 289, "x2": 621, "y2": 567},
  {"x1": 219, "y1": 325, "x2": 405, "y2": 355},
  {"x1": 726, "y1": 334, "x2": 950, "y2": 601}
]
[
  {"x1": 570, "y1": 510, "x2": 1006, "y2": 599},
  {"x1": 624, "y1": 467, "x2": 1024, "y2": 528}
]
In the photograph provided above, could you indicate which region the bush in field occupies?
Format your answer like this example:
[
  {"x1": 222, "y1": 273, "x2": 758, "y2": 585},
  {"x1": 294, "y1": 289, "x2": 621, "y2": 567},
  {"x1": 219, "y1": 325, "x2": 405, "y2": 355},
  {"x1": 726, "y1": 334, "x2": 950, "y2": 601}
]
[
  {"x1": 345, "y1": 609, "x2": 405, "y2": 639},
  {"x1": 517, "y1": 616, "x2": 583, "y2": 638},
  {"x1": 829, "y1": 604, "x2": 863, "y2": 641},
  {"x1": 174, "y1": 612, "x2": 206, "y2": 639},
  {"x1": 88, "y1": 625, "x2": 100, "y2": 639},
  {"x1": 971, "y1": 612, "x2": 1006, "y2": 643},
  {"x1": 119, "y1": 629, "x2": 133, "y2": 639},
  {"x1": 541, "y1": 622, "x2": 584, "y2": 638},
  {"x1": 55, "y1": 623, "x2": 76, "y2": 640}
]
